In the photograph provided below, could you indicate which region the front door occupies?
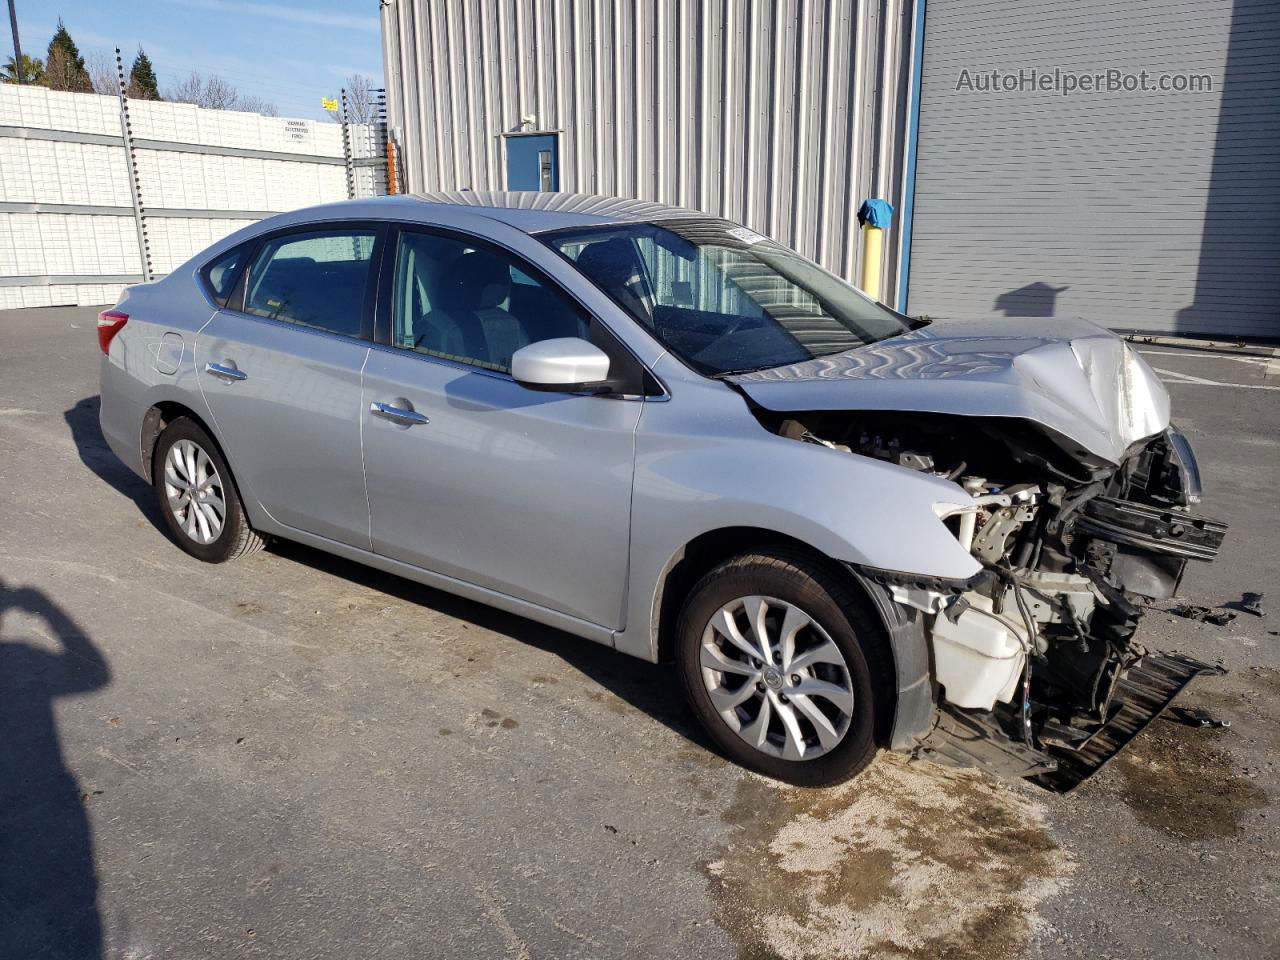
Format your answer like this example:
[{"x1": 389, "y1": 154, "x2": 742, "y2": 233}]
[
  {"x1": 505, "y1": 133, "x2": 559, "y2": 191},
  {"x1": 195, "y1": 225, "x2": 382, "y2": 547},
  {"x1": 361, "y1": 227, "x2": 640, "y2": 628}
]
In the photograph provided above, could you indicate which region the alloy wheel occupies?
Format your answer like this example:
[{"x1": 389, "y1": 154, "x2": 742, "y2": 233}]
[
  {"x1": 699, "y1": 595, "x2": 855, "y2": 761},
  {"x1": 163, "y1": 439, "x2": 226, "y2": 545}
]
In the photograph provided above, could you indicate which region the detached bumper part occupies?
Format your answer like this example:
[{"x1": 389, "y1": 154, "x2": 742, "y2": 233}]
[
  {"x1": 1076, "y1": 496, "x2": 1227, "y2": 600},
  {"x1": 917, "y1": 653, "x2": 1222, "y2": 792},
  {"x1": 1033, "y1": 653, "x2": 1223, "y2": 792},
  {"x1": 1077, "y1": 497, "x2": 1226, "y2": 562}
]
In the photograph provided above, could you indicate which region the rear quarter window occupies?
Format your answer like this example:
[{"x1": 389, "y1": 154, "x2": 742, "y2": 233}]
[{"x1": 201, "y1": 244, "x2": 252, "y2": 307}]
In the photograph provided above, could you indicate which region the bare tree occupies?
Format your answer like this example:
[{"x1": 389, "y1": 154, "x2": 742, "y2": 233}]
[
  {"x1": 164, "y1": 72, "x2": 208, "y2": 105},
  {"x1": 342, "y1": 74, "x2": 379, "y2": 124},
  {"x1": 85, "y1": 50, "x2": 118, "y2": 96},
  {"x1": 236, "y1": 95, "x2": 278, "y2": 117},
  {"x1": 165, "y1": 71, "x2": 276, "y2": 115}
]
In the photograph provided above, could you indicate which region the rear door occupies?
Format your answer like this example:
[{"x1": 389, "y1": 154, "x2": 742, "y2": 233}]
[
  {"x1": 195, "y1": 224, "x2": 384, "y2": 547},
  {"x1": 360, "y1": 226, "x2": 643, "y2": 628}
]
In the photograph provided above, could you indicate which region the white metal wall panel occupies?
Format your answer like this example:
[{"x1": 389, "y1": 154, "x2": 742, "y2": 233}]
[
  {"x1": 0, "y1": 85, "x2": 368, "y2": 310},
  {"x1": 381, "y1": 0, "x2": 917, "y2": 291},
  {"x1": 906, "y1": 0, "x2": 1280, "y2": 338}
]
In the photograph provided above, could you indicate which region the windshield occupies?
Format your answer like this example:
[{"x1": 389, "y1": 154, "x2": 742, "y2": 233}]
[{"x1": 542, "y1": 218, "x2": 922, "y2": 376}]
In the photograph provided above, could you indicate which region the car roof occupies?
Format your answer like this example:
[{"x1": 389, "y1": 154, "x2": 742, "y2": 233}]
[
  {"x1": 271, "y1": 191, "x2": 707, "y2": 235},
  {"x1": 412, "y1": 191, "x2": 707, "y2": 232},
  {"x1": 181, "y1": 191, "x2": 722, "y2": 280}
]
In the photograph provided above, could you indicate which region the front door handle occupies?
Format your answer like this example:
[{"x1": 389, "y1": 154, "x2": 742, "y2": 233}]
[
  {"x1": 205, "y1": 361, "x2": 247, "y2": 382},
  {"x1": 370, "y1": 401, "x2": 430, "y2": 427}
]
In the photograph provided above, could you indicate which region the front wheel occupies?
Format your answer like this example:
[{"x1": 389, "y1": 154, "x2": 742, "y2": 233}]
[
  {"x1": 152, "y1": 417, "x2": 264, "y2": 563},
  {"x1": 676, "y1": 551, "x2": 881, "y2": 786}
]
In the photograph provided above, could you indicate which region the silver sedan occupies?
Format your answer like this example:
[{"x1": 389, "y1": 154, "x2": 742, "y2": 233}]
[{"x1": 99, "y1": 192, "x2": 1221, "y2": 788}]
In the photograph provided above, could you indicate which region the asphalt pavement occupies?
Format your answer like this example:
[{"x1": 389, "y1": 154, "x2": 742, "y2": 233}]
[{"x1": 1, "y1": 305, "x2": 1276, "y2": 960}]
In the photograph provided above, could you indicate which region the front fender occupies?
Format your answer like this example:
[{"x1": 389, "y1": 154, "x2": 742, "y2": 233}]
[{"x1": 616, "y1": 376, "x2": 980, "y2": 661}]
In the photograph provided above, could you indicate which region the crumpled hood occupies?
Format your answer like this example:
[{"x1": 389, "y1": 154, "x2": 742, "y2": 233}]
[{"x1": 728, "y1": 317, "x2": 1170, "y2": 465}]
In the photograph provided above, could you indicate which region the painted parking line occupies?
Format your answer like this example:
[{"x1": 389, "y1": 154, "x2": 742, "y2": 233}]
[
  {"x1": 1137, "y1": 349, "x2": 1274, "y2": 367},
  {"x1": 1151, "y1": 366, "x2": 1280, "y2": 391}
]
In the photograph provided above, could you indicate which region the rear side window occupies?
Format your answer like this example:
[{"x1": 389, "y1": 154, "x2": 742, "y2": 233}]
[
  {"x1": 201, "y1": 243, "x2": 252, "y2": 306},
  {"x1": 242, "y1": 229, "x2": 377, "y2": 338}
]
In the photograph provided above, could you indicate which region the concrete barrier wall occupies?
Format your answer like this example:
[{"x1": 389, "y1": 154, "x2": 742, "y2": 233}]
[{"x1": 0, "y1": 86, "x2": 382, "y2": 309}]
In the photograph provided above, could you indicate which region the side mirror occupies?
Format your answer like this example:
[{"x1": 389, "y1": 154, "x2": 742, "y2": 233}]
[{"x1": 512, "y1": 337, "x2": 613, "y2": 393}]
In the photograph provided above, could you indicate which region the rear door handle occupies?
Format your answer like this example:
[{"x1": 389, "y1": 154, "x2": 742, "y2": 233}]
[
  {"x1": 370, "y1": 401, "x2": 430, "y2": 426},
  {"x1": 205, "y1": 361, "x2": 247, "y2": 382}
]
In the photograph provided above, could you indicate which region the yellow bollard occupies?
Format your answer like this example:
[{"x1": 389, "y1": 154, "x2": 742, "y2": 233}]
[
  {"x1": 859, "y1": 225, "x2": 884, "y2": 302},
  {"x1": 856, "y1": 198, "x2": 893, "y2": 303}
]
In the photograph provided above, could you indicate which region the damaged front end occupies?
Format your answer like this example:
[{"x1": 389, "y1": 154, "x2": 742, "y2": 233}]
[{"x1": 768, "y1": 410, "x2": 1227, "y2": 792}]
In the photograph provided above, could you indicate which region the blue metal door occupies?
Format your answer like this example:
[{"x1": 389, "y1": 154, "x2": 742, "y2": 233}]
[{"x1": 505, "y1": 134, "x2": 559, "y2": 191}]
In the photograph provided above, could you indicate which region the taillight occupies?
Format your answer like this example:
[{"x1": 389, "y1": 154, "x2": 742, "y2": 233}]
[{"x1": 97, "y1": 309, "x2": 128, "y2": 355}]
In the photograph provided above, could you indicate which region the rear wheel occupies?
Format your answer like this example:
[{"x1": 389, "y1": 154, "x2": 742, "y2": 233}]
[
  {"x1": 676, "y1": 551, "x2": 881, "y2": 786},
  {"x1": 153, "y1": 417, "x2": 263, "y2": 563}
]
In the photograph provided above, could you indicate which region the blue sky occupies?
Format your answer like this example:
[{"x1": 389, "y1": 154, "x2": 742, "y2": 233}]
[{"x1": 12, "y1": 0, "x2": 384, "y2": 121}]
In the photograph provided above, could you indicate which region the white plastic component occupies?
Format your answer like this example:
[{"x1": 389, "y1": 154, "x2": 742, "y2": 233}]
[
  {"x1": 930, "y1": 594, "x2": 1027, "y2": 710},
  {"x1": 888, "y1": 584, "x2": 950, "y2": 614}
]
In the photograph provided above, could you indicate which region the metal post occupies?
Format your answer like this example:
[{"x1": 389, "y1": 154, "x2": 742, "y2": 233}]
[
  {"x1": 340, "y1": 89, "x2": 356, "y2": 200},
  {"x1": 376, "y1": 87, "x2": 395, "y2": 195},
  {"x1": 115, "y1": 48, "x2": 152, "y2": 282},
  {"x1": 6, "y1": 0, "x2": 23, "y2": 84}
]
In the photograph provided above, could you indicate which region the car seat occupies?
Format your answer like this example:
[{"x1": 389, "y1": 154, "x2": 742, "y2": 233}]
[
  {"x1": 575, "y1": 238, "x2": 654, "y2": 325},
  {"x1": 423, "y1": 250, "x2": 529, "y2": 369}
]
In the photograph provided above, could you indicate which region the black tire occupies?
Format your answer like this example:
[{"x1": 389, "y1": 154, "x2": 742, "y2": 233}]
[
  {"x1": 152, "y1": 417, "x2": 264, "y2": 563},
  {"x1": 676, "y1": 550, "x2": 883, "y2": 787}
]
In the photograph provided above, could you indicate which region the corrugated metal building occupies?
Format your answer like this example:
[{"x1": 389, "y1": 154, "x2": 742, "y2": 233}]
[
  {"x1": 380, "y1": 0, "x2": 1280, "y2": 339},
  {"x1": 905, "y1": 0, "x2": 1280, "y2": 340},
  {"x1": 379, "y1": 0, "x2": 920, "y2": 304}
]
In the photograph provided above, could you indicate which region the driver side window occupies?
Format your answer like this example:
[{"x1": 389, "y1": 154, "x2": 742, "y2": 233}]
[{"x1": 391, "y1": 230, "x2": 589, "y2": 374}]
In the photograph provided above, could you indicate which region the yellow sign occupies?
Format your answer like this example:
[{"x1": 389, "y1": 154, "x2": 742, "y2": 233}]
[{"x1": 321, "y1": 97, "x2": 339, "y2": 112}]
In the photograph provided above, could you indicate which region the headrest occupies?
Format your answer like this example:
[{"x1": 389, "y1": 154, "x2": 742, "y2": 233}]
[
  {"x1": 575, "y1": 238, "x2": 645, "y2": 287},
  {"x1": 436, "y1": 250, "x2": 511, "y2": 312},
  {"x1": 259, "y1": 256, "x2": 318, "y2": 288}
]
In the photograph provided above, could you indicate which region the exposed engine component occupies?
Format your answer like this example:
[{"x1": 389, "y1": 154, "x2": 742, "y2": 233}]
[
  {"x1": 777, "y1": 418, "x2": 941, "y2": 474},
  {"x1": 763, "y1": 409, "x2": 1227, "y2": 790},
  {"x1": 970, "y1": 485, "x2": 1038, "y2": 563}
]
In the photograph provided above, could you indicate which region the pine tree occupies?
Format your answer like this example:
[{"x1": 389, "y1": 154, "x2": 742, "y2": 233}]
[
  {"x1": 45, "y1": 20, "x2": 93, "y2": 93},
  {"x1": 127, "y1": 48, "x2": 160, "y2": 100}
]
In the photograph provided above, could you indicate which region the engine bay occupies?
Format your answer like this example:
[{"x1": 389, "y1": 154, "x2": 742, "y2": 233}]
[{"x1": 763, "y1": 409, "x2": 1228, "y2": 789}]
